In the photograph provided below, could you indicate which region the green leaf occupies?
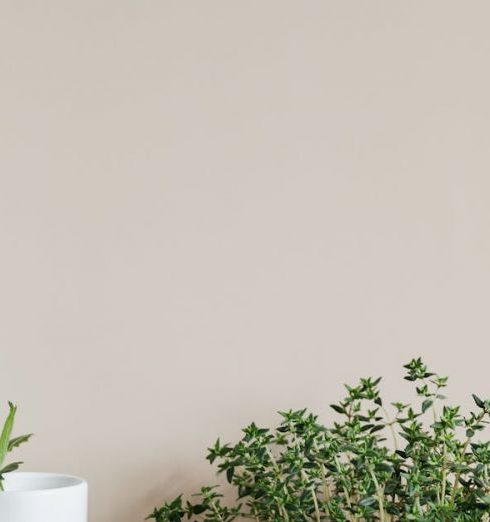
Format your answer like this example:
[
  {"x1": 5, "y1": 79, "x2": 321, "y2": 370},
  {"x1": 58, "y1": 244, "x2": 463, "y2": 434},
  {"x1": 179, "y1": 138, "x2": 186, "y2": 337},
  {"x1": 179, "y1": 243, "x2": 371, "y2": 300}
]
[
  {"x1": 0, "y1": 403, "x2": 17, "y2": 468},
  {"x1": 191, "y1": 504, "x2": 206, "y2": 515},
  {"x1": 0, "y1": 461, "x2": 22, "y2": 475},
  {"x1": 8, "y1": 434, "x2": 33, "y2": 452},
  {"x1": 421, "y1": 399, "x2": 433, "y2": 413},
  {"x1": 359, "y1": 496, "x2": 377, "y2": 507},
  {"x1": 473, "y1": 394, "x2": 485, "y2": 409},
  {"x1": 375, "y1": 463, "x2": 394, "y2": 474}
]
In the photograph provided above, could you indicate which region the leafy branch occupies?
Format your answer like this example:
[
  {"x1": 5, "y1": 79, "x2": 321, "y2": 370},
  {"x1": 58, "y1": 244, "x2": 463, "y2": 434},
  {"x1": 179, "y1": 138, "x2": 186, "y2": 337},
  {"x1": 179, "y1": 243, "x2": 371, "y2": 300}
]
[
  {"x1": 0, "y1": 402, "x2": 32, "y2": 491},
  {"x1": 148, "y1": 358, "x2": 490, "y2": 521}
]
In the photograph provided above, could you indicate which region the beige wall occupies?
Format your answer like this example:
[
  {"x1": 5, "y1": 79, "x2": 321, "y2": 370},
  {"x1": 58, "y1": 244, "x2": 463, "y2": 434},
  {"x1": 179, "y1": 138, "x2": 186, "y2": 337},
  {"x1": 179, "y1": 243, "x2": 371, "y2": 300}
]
[{"x1": 2, "y1": 1, "x2": 490, "y2": 520}]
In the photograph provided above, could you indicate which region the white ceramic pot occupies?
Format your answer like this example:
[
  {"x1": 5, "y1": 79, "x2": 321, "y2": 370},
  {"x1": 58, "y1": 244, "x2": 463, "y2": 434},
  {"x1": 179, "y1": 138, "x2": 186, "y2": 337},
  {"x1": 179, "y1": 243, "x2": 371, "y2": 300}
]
[{"x1": 0, "y1": 472, "x2": 87, "y2": 522}]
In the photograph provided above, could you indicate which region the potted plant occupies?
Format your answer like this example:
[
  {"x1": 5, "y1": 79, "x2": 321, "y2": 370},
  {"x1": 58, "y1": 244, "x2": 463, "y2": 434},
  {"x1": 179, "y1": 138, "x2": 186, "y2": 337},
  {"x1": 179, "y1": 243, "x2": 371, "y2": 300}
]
[
  {"x1": 0, "y1": 402, "x2": 87, "y2": 522},
  {"x1": 148, "y1": 358, "x2": 490, "y2": 521}
]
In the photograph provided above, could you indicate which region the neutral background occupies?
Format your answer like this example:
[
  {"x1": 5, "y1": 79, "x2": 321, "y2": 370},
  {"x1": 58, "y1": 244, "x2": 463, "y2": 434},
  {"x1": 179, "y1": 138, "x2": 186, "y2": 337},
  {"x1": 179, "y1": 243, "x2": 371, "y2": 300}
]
[{"x1": 2, "y1": 1, "x2": 490, "y2": 520}]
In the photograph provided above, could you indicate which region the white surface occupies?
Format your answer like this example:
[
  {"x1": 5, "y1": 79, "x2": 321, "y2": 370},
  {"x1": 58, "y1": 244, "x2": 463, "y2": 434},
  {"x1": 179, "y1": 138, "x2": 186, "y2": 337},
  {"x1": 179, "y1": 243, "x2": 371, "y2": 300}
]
[{"x1": 0, "y1": 473, "x2": 87, "y2": 522}]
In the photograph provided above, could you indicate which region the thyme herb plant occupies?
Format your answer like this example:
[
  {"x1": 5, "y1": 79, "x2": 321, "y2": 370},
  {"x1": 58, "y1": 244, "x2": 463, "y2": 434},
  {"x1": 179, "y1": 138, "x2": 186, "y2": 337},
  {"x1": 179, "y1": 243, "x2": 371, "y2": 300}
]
[
  {"x1": 149, "y1": 359, "x2": 490, "y2": 521},
  {"x1": 0, "y1": 402, "x2": 32, "y2": 491}
]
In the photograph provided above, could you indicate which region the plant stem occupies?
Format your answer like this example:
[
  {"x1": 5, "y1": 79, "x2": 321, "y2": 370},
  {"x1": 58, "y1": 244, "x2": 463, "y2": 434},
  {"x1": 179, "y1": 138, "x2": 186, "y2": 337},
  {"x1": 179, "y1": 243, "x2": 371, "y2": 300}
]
[
  {"x1": 311, "y1": 487, "x2": 321, "y2": 522},
  {"x1": 300, "y1": 469, "x2": 321, "y2": 522},
  {"x1": 382, "y1": 406, "x2": 399, "y2": 451},
  {"x1": 450, "y1": 411, "x2": 486, "y2": 503},
  {"x1": 334, "y1": 456, "x2": 352, "y2": 510},
  {"x1": 368, "y1": 468, "x2": 386, "y2": 522},
  {"x1": 415, "y1": 493, "x2": 422, "y2": 517},
  {"x1": 334, "y1": 455, "x2": 357, "y2": 522},
  {"x1": 313, "y1": 440, "x2": 331, "y2": 512},
  {"x1": 421, "y1": 378, "x2": 438, "y2": 423},
  {"x1": 441, "y1": 443, "x2": 447, "y2": 505},
  {"x1": 210, "y1": 502, "x2": 224, "y2": 522},
  {"x1": 265, "y1": 447, "x2": 290, "y2": 522},
  {"x1": 319, "y1": 462, "x2": 331, "y2": 504}
]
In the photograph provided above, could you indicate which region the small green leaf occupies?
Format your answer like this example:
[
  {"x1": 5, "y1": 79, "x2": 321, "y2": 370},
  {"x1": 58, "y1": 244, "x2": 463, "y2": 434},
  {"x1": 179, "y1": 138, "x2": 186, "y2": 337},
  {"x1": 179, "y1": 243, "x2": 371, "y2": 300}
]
[
  {"x1": 473, "y1": 394, "x2": 485, "y2": 409},
  {"x1": 359, "y1": 496, "x2": 377, "y2": 507},
  {"x1": 0, "y1": 461, "x2": 22, "y2": 475},
  {"x1": 375, "y1": 463, "x2": 394, "y2": 474},
  {"x1": 8, "y1": 434, "x2": 33, "y2": 452}
]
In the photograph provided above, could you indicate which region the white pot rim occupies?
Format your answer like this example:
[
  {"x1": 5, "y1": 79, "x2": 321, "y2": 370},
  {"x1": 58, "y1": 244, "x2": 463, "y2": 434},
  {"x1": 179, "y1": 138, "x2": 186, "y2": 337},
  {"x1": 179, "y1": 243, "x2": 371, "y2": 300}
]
[{"x1": 1, "y1": 472, "x2": 87, "y2": 496}]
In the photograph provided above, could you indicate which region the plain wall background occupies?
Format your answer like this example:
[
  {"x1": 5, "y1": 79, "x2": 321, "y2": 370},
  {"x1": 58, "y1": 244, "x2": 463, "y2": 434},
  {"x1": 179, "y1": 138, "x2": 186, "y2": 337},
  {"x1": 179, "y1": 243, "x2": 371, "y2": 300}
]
[{"x1": 2, "y1": 1, "x2": 490, "y2": 520}]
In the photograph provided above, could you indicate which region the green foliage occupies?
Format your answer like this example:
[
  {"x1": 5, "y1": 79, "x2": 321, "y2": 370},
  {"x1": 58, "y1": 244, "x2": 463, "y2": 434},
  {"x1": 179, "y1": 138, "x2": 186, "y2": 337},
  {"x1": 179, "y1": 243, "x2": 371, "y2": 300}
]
[
  {"x1": 0, "y1": 402, "x2": 32, "y2": 491},
  {"x1": 148, "y1": 359, "x2": 490, "y2": 521}
]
